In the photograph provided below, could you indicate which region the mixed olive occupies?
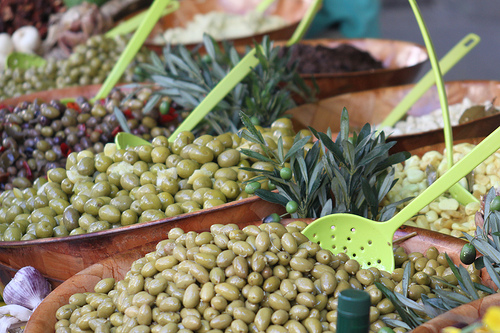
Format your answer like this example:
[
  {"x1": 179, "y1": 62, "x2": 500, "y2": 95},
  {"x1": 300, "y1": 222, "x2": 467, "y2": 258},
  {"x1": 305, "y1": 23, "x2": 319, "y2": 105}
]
[
  {"x1": 0, "y1": 34, "x2": 149, "y2": 100},
  {"x1": 54, "y1": 222, "x2": 483, "y2": 333},
  {"x1": 0, "y1": 118, "x2": 305, "y2": 241},
  {"x1": 0, "y1": 87, "x2": 176, "y2": 190}
]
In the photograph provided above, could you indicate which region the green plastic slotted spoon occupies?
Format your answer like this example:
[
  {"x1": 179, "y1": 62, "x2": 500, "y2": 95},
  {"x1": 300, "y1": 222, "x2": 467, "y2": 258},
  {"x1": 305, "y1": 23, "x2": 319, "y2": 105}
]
[
  {"x1": 115, "y1": 0, "x2": 322, "y2": 149},
  {"x1": 303, "y1": 124, "x2": 500, "y2": 272},
  {"x1": 377, "y1": 33, "x2": 480, "y2": 129},
  {"x1": 409, "y1": 0, "x2": 478, "y2": 205}
]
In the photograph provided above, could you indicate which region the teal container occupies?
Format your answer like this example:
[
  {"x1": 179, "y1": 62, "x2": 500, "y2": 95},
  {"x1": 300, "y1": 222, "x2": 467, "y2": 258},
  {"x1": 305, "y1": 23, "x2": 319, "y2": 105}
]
[{"x1": 337, "y1": 289, "x2": 371, "y2": 333}]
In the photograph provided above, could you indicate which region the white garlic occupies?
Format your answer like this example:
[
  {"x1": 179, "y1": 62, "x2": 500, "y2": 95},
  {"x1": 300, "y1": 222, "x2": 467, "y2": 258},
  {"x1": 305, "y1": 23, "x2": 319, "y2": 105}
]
[
  {"x1": 378, "y1": 98, "x2": 499, "y2": 136},
  {"x1": 0, "y1": 267, "x2": 51, "y2": 333},
  {"x1": 12, "y1": 26, "x2": 41, "y2": 54},
  {"x1": 3, "y1": 266, "x2": 51, "y2": 311}
]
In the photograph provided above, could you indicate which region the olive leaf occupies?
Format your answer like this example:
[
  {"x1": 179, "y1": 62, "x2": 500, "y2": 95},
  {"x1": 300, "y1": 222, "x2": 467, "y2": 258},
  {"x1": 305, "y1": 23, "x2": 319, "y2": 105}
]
[
  {"x1": 136, "y1": 34, "x2": 316, "y2": 135},
  {"x1": 239, "y1": 108, "x2": 409, "y2": 220}
]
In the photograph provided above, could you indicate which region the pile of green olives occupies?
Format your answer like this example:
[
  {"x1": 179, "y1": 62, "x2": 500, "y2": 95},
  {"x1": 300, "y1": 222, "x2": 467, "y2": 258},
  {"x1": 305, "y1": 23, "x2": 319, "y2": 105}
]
[
  {"x1": 0, "y1": 34, "x2": 149, "y2": 100},
  {"x1": 0, "y1": 87, "x2": 174, "y2": 191},
  {"x1": 0, "y1": 118, "x2": 307, "y2": 241},
  {"x1": 54, "y1": 222, "x2": 482, "y2": 333}
]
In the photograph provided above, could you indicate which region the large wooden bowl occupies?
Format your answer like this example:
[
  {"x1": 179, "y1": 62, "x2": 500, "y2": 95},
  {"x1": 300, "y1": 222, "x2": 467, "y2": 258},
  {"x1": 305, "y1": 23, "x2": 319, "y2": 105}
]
[
  {"x1": 145, "y1": 0, "x2": 314, "y2": 52},
  {"x1": 288, "y1": 80, "x2": 500, "y2": 152},
  {"x1": 274, "y1": 38, "x2": 428, "y2": 100},
  {"x1": 0, "y1": 196, "x2": 284, "y2": 288},
  {"x1": 25, "y1": 223, "x2": 471, "y2": 332}
]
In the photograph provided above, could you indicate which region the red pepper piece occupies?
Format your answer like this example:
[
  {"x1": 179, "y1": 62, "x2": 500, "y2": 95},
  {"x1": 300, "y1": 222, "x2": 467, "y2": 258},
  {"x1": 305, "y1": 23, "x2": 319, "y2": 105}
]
[
  {"x1": 66, "y1": 102, "x2": 81, "y2": 112},
  {"x1": 0, "y1": 146, "x2": 5, "y2": 153},
  {"x1": 60, "y1": 143, "x2": 69, "y2": 156},
  {"x1": 123, "y1": 109, "x2": 134, "y2": 119},
  {"x1": 112, "y1": 126, "x2": 122, "y2": 137},
  {"x1": 22, "y1": 161, "x2": 32, "y2": 180}
]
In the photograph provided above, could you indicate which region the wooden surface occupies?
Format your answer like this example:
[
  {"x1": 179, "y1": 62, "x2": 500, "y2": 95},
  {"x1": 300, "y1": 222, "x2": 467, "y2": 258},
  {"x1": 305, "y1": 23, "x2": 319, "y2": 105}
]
[
  {"x1": 274, "y1": 38, "x2": 428, "y2": 100},
  {"x1": 26, "y1": 223, "x2": 479, "y2": 332},
  {"x1": 0, "y1": 196, "x2": 285, "y2": 288},
  {"x1": 144, "y1": 0, "x2": 313, "y2": 52},
  {"x1": 288, "y1": 80, "x2": 500, "y2": 153}
]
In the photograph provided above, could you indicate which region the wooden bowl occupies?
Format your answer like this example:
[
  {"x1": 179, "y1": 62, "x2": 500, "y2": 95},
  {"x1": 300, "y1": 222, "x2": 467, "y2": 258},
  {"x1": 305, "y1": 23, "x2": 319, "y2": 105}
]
[
  {"x1": 26, "y1": 223, "x2": 470, "y2": 332},
  {"x1": 413, "y1": 292, "x2": 500, "y2": 332},
  {"x1": 0, "y1": 196, "x2": 284, "y2": 289},
  {"x1": 0, "y1": 84, "x2": 285, "y2": 288},
  {"x1": 274, "y1": 38, "x2": 428, "y2": 100},
  {"x1": 287, "y1": 80, "x2": 500, "y2": 152},
  {"x1": 144, "y1": 0, "x2": 314, "y2": 52}
]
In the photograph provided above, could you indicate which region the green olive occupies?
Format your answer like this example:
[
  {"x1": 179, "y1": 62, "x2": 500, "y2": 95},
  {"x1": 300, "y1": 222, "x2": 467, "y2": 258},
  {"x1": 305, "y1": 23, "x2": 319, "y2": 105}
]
[
  {"x1": 217, "y1": 149, "x2": 240, "y2": 168},
  {"x1": 77, "y1": 157, "x2": 96, "y2": 176},
  {"x1": 165, "y1": 204, "x2": 183, "y2": 217},
  {"x1": 99, "y1": 205, "x2": 121, "y2": 224},
  {"x1": 176, "y1": 160, "x2": 200, "y2": 179},
  {"x1": 121, "y1": 209, "x2": 138, "y2": 226}
]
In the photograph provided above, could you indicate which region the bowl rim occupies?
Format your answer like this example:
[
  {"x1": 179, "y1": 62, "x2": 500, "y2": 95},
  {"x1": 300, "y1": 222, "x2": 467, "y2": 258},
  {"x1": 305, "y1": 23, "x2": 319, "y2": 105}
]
[
  {"x1": 0, "y1": 194, "x2": 265, "y2": 247},
  {"x1": 147, "y1": 0, "x2": 314, "y2": 46}
]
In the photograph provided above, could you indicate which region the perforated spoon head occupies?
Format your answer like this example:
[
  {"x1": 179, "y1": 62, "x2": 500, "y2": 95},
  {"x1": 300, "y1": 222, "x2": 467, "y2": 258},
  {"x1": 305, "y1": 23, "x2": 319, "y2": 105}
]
[{"x1": 303, "y1": 214, "x2": 397, "y2": 271}]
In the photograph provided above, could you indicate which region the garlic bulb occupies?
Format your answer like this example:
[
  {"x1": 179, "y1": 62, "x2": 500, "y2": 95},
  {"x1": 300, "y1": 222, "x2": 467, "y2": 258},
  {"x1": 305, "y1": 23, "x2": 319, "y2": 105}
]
[
  {"x1": 3, "y1": 266, "x2": 51, "y2": 311},
  {"x1": 12, "y1": 26, "x2": 41, "y2": 54}
]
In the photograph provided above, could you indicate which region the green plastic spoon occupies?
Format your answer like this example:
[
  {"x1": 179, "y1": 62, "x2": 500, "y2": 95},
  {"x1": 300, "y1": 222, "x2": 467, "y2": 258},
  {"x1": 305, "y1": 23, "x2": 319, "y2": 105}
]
[
  {"x1": 92, "y1": 0, "x2": 172, "y2": 103},
  {"x1": 409, "y1": 0, "x2": 478, "y2": 205},
  {"x1": 377, "y1": 33, "x2": 480, "y2": 129},
  {"x1": 303, "y1": 124, "x2": 500, "y2": 272}
]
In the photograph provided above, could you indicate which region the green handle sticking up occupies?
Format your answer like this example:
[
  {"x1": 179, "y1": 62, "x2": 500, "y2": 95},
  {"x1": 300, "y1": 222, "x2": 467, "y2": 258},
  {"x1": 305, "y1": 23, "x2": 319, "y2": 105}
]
[
  {"x1": 92, "y1": 0, "x2": 172, "y2": 103},
  {"x1": 409, "y1": 0, "x2": 478, "y2": 205},
  {"x1": 377, "y1": 33, "x2": 480, "y2": 129},
  {"x1": 105, "y1": 1, "x2": 180, "y2": 38}
]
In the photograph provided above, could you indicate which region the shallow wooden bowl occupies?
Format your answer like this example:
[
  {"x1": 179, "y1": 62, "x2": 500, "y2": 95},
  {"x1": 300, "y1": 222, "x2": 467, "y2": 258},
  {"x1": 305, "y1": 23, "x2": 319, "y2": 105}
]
[
  {"x1": 26, "y1": 223, "x2": 470, "y2": 332},
  {"x1": 0, "y1": 197, "x2": 284, "y2": 288},
  {"x1": 275, "y1": 38, "x2": 428, "y2": 100},
  {"x1": 144, "y1": 0, "x2": 314, "y2": 52},
  {"x1": 288, "y1": 80, "x2": 500, "y2": 152}
]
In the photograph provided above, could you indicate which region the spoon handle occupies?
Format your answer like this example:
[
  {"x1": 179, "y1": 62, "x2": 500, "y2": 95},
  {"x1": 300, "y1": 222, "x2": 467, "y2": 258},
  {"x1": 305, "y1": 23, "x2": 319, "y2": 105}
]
[
  {"x1": 377, "y1": 33, "x2": 480, "y2": 129},
  {"x1": 92, "y1": 0, "x2": 171, "y2": 103},
  {"x1": 388, "y1": 125, "x2": 500, "y2": 230},
  {"x1": 168, "y1": 48, "x2": 261, "y2": 141},
  {"x1": 105, "y1": 1, "x2": 179, "y2": 38},
  {"x1": 256, "y1": 0, "x2": 276, "y2": 13},
  {"x1": 286, "y1": 0, "x2": 322, "y2": 47},
  {"x1": 409, "y1": 0, "x2": 479, "y2": 205}
]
